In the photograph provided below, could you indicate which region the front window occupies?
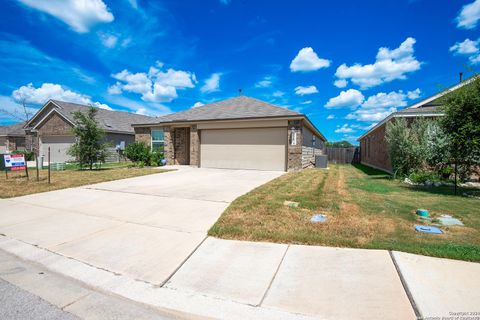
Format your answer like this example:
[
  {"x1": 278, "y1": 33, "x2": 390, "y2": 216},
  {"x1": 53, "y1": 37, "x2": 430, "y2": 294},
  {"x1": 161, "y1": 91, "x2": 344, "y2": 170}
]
[{"x1": 151, "y1": 129, "x2": 164, "y2": 153}]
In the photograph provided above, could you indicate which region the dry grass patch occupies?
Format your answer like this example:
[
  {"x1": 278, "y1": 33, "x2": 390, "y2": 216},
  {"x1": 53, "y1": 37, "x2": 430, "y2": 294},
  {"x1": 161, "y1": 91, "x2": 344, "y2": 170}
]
[
  {"x1": 0, "y1": 167, "x2": 168, "y2": 198},
  {"x1": 210, "y1": 164, "x2": 480, "y2": 261}
]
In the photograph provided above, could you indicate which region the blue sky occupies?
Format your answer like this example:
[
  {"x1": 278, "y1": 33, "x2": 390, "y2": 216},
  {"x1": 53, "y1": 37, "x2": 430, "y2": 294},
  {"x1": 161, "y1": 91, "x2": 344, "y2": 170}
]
[{"x1": 1, "y1": 0, "x2": 479, "y2": 143}]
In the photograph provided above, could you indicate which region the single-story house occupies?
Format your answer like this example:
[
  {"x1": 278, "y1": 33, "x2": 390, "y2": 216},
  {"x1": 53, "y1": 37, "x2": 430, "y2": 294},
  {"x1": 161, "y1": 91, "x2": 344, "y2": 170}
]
[
  {"x1": 24, "y1": 100, "x2": 154, "y2": 162},
  {"x1": 0, "y1": 122, "x2": 27, "y2": 154},
  {"x1": 358, "y1": 79, "x2": 469, "y2": 173},
  {"x1": 132, "y1": 96, "x2": 327, "y2": 171}
]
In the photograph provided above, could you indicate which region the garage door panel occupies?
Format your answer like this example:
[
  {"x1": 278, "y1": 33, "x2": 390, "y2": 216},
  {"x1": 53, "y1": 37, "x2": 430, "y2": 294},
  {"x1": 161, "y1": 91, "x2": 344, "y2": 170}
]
[
  {"x1": 41, "y1": 136, "x2": 75, "y2": 163},
  {"x1": 200, "y1": 128, "x2": 286, "y2": 171}
]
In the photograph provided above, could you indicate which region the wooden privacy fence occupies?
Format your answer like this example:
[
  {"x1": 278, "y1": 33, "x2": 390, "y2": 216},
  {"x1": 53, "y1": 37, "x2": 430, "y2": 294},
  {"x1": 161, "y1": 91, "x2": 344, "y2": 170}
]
[{"x1": 326, "y1": 147, "x2": 360, "y2": 164}]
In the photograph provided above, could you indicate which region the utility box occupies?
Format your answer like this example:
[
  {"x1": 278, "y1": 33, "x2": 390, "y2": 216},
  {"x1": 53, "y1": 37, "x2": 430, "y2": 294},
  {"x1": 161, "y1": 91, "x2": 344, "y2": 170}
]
[{"x1": 315, "y1": 155, "x2": 328, "y2": 168}]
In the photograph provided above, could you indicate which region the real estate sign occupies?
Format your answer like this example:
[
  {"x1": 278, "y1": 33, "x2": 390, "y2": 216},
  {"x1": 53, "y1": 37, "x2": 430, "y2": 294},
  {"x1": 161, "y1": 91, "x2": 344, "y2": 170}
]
[{"x1": 0, "y1": 154, "x2": 26, "y2": 171}]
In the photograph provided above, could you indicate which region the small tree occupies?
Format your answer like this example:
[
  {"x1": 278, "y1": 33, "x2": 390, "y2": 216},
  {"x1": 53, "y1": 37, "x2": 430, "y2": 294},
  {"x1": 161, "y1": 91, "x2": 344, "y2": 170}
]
[
  {"x1": 67, "y1": 106, "x2": 110, "y2": 170},
  {"x1": 385, "y1": 118, "x2": 432, "y2": 176},
  {"x1": 441, "y1": 76, "x2": 480, "y2": 180}
]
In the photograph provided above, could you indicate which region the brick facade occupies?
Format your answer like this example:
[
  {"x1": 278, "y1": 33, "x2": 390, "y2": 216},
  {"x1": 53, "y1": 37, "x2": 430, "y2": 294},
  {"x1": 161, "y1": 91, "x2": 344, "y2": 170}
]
[
  {"x1": 163, "y1": 126, "x2": 174, "y2": 165},
  {"x1": 287, "y1": 120, "x2": 303, "y2": 171},
  {"x1": 36, "y1": 113, "x2": 74, "y2": 137},
  {"x1": 134, "y1": 127, "x2": 151, "y2": 144},
  {"x1": 359, "y1": 123, "x2": 392, "y2": 173},
  {"x1": 173, "y1": 127, "x2": 190, "y2": 165},
  {"x1": 189, "y1": 125, "x2": 200, "y2": 166}
]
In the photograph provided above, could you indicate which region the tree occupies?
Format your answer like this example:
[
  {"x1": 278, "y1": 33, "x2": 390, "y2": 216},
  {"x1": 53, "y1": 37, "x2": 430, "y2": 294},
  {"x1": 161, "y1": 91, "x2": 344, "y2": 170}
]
[
  {"x1": 385, "y1": 118, "x2": 431, "y2": 176},
  {"x1": 441, "y1": 76, "x2": 480, "y2": 180},
  {"x1": 326, "y1": 140, "x2": 355, "y2": 148},
  {"x1": 67, "y1": 106, "x2": 110, "y2": 170}
]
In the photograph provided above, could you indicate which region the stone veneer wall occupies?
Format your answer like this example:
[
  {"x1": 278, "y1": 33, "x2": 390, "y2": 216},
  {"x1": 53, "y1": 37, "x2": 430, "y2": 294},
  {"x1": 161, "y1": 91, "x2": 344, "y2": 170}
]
[
  {"x1": 134, "y1": 127, "x2": 151, "y2": 144},
  {"x1": 287, "y1": 120, "x2": 303, "y2": 171},
  {"x1": 190, "y1": 125, "x2": 200, "y2": 166},
  {"x1": 301, "y1": 146, "x2": 325, "y2": 168},
  {"x1": 163, "y1": 126, "x2": 174, "y2": 165},
  {"x1": 173, "y1": 127, "x2": 189, "y2": 165}
]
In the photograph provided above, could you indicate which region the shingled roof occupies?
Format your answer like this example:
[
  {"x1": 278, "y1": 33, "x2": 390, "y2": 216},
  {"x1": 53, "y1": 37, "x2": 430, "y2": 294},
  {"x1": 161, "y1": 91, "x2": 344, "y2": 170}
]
[
  {"x1": 28, "y1": 100, "x2": 154, "y2": 134},
  {"x1": 0, "y1": 122, "x2": 26, "y2": 137},
  {"x1": 133, "y1": 96, "x2": 302, "y2": 125}
]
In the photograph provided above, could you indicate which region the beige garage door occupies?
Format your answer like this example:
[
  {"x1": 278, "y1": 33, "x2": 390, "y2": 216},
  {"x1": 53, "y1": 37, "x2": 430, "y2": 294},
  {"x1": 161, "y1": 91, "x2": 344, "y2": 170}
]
[
  {"x1": 41, "y1": 136, "x2": 75, "y2": 163},
  {"x1": 0, "y1": 137, "x2": 6, "y2": 154},
  {"x1": 200, "y1": 128, "x2": 286, "y2": 171}
]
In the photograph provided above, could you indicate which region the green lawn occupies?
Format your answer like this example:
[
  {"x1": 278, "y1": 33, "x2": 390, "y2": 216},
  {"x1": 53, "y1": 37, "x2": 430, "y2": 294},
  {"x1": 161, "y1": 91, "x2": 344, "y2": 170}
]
[{"x1": 209, "y1": 164, "x2": 480, "y2": 262}]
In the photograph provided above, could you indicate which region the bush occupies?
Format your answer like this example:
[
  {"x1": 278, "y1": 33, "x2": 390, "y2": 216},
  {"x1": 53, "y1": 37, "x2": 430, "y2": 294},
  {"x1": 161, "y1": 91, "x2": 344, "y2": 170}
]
[
  {"x1": 408, "y1": 170, "x2": 440, "y2": 184},
  {"x1": 149, "y1": 151, "x2": 164, "y2": 166},
  {"x1": 124, "y1": 142, "x2": 151, "y2": 165},
  {"x1": 12, "y1": 150, "x2": 34, "y2": 161}
]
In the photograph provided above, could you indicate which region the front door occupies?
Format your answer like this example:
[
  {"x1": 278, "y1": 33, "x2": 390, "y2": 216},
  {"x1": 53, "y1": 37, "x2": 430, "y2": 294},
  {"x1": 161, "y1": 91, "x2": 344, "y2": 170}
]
[{"x1": 174, "y1": 128, "x2": 190, "y2": 165}]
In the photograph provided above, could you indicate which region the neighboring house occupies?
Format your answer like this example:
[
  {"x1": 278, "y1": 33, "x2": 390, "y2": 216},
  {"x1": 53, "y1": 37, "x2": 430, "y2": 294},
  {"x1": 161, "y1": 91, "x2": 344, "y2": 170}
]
[
  {"x1": 24, "y1": 100, "x2": 154, "y2": 162},
  {"x1": 358, "y1": 79, "x2": 469, "y2": 173},
  {"x1": 132, "y1": 96, "x2": 327, "y2": 171},
  {"x1": 0, "y1": 122, "x2": 27, "y2": 154}
]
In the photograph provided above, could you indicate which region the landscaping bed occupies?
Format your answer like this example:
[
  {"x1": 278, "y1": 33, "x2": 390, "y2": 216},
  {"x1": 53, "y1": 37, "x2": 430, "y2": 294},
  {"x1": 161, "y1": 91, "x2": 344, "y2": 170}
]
[
  {"x1": 209, "y1": 164, "x2": 480, "y2": 262},
  {"x1": 0, "y1": 166, "x2": 168, "y2": 198}
]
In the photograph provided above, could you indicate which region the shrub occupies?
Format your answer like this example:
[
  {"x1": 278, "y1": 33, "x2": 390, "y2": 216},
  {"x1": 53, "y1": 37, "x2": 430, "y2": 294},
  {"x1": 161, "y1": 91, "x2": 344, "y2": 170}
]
[
  {"x1": 149, "y1": 151, "x2": 164, "y2": 166},
  {"x1": 409, "y1": 170, "x2": 440, "y2": 184},
  {"x1": 12, "y1": 150, "x2": 34, "y2": 161},
  {"x1": 124, "y1": 142, "x2": 151, "y2": 165}
]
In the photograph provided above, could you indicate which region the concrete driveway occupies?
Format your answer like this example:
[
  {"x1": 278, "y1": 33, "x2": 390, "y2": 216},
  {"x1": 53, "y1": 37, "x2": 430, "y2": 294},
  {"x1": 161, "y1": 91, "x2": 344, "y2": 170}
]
[{"x1": 0, "y1": 167, "x2": 283, "y2": 285}]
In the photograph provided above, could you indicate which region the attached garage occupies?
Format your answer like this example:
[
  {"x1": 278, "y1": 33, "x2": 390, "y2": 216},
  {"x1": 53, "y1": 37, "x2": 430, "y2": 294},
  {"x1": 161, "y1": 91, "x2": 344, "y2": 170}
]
[
  {"x1": 41, "y1": 136, "x2": 75, "y2": 163},
  {"x1": 132, "y1": 96, "x2": 327, "y2": 172},
  {"x1": 200, "y1": 127, "x2": 287, "y2": 171}
]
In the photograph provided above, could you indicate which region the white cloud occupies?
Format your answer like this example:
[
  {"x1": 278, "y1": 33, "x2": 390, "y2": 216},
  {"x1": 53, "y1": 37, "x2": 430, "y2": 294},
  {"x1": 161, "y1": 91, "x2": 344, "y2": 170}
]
[
  {"x1": 272, "y1": 90, "x2": 284, "y2": 97},
  {"x1": 255, "y1": 76, "x2": 273, "y2": 88},
  {"x1": 407, "y1": 88, "x2": 421, "y2": 100},
  {"x1": 135, "y1": 108, "x2": 150, "y2": 116},
  {"x1": 99, "y1": 32, "x2": 118, "y2": 48},
  {"x1": 10, "y1": 83, "x2": 110, "y2": 111},
  {"x1": 456, "y1": 0, "x2": 480, "y2": 29},
  {"x1": 345, "y1": 88, "x2": 420, "y2": 122},
  {"x1": 335, "y1": 37, "x2": 422, "y2": 89},
  {"x1": 325, "y1": 89, "x2": 364, "y2": 109},
  {"x1": 335, "y1": 124, "x2": 356, "y2": 133},
  {"x1": 18, "y1": 0, "x2": 114, "y2": 33},
  {"x1": 334, "y1": 79, "x2": 348, "y2": 88},
  {"x1": 301, "y1": 100, "x2": 312, "y2": 105},
  {"x1": 294, "y1": 85, "x2": 318, "y2": 96},
  {"x1": 290, "y1": 47, "x2": 330, "y2": 72},
  {"x1": 127, "y1": 0, "x2": 138, "y2": 9},
  {"x1": 327, "y1": 114, "x2": 335, "y2": 120},
  {"x1": 192, "y1": 102, "x2": 205, "y2": 108},
  {"x1": 92, "y1": 101, "x2": 112, "y2": 110},
  {"x1": 111, "y1": 64, "x2": 197, "y2": 103},
  {"x1": 450, "y1": 38, "x2": 480, "y2": 64},
  {"x1": 201, "y1": 73, "x2": 222, "y2": 93}
]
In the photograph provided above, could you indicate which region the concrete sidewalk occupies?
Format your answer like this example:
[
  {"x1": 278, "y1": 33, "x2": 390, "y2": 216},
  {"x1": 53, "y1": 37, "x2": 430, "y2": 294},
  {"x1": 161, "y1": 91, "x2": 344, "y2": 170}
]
[{"x1": 2, "y1": 235, "x2": 478, "y2": 319}]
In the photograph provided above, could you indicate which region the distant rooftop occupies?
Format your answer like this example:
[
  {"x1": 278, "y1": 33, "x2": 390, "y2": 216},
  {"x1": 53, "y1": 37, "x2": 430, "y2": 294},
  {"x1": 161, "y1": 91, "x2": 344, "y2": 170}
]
[
  {"x1": 0, "y1": 122, "x2": 26, "y2": 137},
  {"x1": 28, "y1": 100, "x2": 155, "y2": 134}
]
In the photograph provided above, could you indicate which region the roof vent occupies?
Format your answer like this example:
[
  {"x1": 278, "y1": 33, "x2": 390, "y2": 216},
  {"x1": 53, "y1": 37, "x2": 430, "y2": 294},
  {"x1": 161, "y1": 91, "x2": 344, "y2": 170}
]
[{"x1": 104, "y1": 121, "x2": 112, "y2": 128}]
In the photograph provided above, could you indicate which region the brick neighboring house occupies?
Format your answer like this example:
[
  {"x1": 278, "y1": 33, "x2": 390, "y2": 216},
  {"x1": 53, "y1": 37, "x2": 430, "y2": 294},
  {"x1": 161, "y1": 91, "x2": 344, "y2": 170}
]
[
  {"x1": 132, "y1": 96, "x2": 327, "y2": 171},
  {"x1": 24, "y1": 100, "x2": 155, "y2": 162},
  {"x1": 0, "y1": 122, "x2": 27, "y2": 153},
  {"x1": 358, "y1": 79, "x2": 469, "y2": 173}
]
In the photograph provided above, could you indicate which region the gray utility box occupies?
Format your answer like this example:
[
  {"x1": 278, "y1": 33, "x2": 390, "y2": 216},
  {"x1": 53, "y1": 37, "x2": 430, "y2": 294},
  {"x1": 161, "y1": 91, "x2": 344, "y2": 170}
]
[{"x1": 315, "y1": 155, "x2": 328, "y2": 168}]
